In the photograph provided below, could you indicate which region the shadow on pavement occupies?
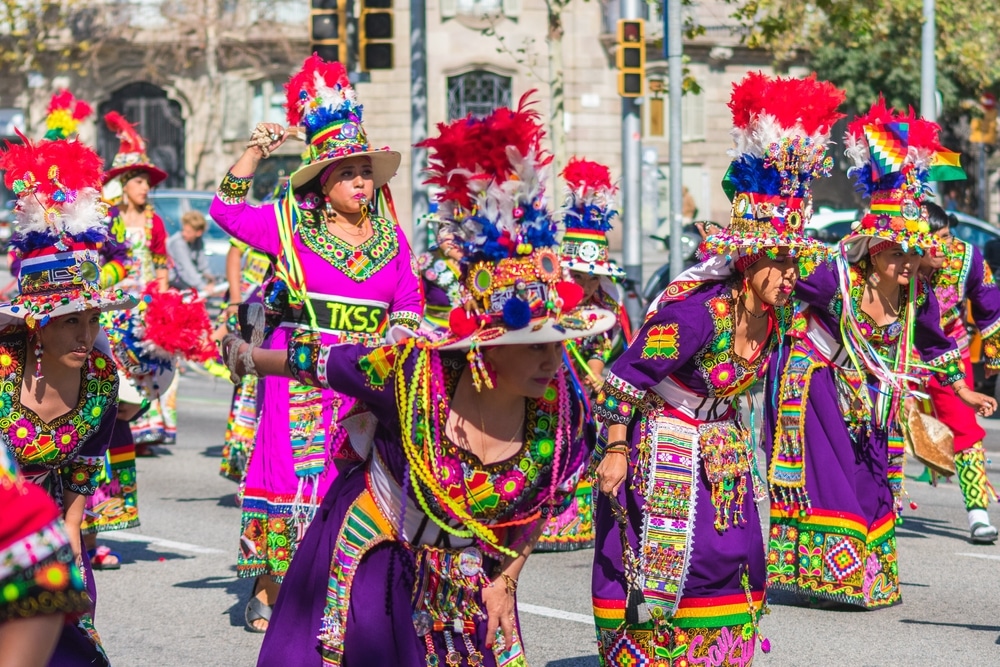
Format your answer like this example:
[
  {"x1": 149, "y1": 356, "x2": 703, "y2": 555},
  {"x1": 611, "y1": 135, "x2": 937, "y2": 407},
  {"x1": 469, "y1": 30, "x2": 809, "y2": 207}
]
[
  {"x1": 545, "y1": 658, "x2": 600, "y2": 667},
  {"x1": 202, "y1": 445, "x2": 225, "y2": 458},
  {"x1": 895, "y1": 515, "x2": 969, "y2": 542},
  {"x1": 174, "y1": 569, "x2": 255, "y2": 630},
  {"x1": 93, "y1": 539, "x2": 194, "y2": 565}
]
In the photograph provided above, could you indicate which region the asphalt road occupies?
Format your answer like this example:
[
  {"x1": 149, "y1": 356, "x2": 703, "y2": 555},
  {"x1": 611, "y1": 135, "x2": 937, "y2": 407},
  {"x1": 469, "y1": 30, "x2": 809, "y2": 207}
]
[{"x1": 92, "y1": 374, "x2": 1000, "y2": 666}]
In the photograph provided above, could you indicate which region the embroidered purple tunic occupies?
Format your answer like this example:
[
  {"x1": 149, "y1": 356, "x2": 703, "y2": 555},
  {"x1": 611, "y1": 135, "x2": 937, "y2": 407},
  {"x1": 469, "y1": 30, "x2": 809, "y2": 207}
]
[
  {"x1": 592, "y1": 279, "x2": 781, "y2": 667},
  {"x1": 211, "y1": 173, "x2": 424, "y2": 581},
  {"x1": 764, "y1": 260, "x2": 962, "y2": 609},
  {"x1": 257, "y1": 339, "x2": 589, "y2": 667},
  {"x1": 2, "y1": 329, "x2": 120, "y2": 667}
]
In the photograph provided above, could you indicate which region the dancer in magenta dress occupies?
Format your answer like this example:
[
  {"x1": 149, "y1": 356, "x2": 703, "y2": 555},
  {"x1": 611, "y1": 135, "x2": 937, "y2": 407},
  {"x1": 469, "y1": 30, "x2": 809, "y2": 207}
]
[
  {"x1": 210, "y1": 54, "x2": 423, "y2": 631},
  {"x1": 221, "y1": 93, "x2": 616, "y2": 667}
]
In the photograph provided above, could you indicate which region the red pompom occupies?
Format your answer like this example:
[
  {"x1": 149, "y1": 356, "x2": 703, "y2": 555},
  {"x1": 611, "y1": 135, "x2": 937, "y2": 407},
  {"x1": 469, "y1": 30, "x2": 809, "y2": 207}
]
[
  {"x1": 561, "y1": 157, "x2": 616, "y2": 198},
  {"x1": 448, "y1": 307, "x2": 478, "y2": 338},
  {"x1": 555, "y1": 281, "x2": 584, "y2": 311},
  {"x1": 141, "y1": 284, "x2": 216, "y2": 362}
]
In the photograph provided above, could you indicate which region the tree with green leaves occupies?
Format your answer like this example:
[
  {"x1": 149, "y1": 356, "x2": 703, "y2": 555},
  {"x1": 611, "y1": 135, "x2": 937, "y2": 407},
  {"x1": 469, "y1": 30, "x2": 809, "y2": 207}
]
[
  {"x1": 0, "y1": 1, "x2": 114, "y2": 132},
  {"x1": 723, "y1": 0, "x2": 1000, "y2": 118}
]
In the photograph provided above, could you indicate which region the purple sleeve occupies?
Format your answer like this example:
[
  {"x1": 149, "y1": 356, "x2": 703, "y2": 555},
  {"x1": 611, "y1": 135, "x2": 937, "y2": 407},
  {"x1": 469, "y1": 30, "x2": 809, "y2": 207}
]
[
  {"x1": 965, "y1": 247, "x2": 1000, "y2": 370},
  {"x1": 915, "y1": 280, "x2": 964, "y2": 385},
  {"x1": 388, "y1": 225, "x2": 425, "y2": 329},
  {"x1": 286, "y1": 332, "x2": 400, "y2": 425},
  {"x1": 209, "y1": 195, "x2": 281, "y2": 256},
  {"x1": 594, "y1": 297, "x2": 711, "y2": 424},
  {"x1": 793, "y1": 260, "x2": 839, "y2": 310},
  {"x1": 61, "y1": 397, "x2": 119, "y2": 496}
]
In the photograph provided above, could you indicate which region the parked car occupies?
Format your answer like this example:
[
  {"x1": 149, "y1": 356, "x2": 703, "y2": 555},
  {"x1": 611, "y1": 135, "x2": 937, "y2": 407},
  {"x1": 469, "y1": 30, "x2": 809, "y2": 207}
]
[{"x1": 149, "y1": 189, "x2": 232, "y2": 283}]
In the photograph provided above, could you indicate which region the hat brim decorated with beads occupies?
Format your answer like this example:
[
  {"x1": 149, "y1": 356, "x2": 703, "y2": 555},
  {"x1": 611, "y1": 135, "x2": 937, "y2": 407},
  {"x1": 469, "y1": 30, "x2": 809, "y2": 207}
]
[{"x1": 289, "y1": 148, "x2": 400, "y2": 191}]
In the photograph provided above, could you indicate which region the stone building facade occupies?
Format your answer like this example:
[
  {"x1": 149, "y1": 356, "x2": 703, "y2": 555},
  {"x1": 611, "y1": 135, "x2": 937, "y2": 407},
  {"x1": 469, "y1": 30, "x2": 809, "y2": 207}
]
[{"x1": 0, "y1": 1, "x2": 806, "y2": 245}]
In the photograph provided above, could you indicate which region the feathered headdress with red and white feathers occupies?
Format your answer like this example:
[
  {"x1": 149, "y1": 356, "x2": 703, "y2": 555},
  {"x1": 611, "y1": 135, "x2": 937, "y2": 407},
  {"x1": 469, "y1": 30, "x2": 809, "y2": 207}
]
[
  {"x1": 560, "y1": 157, "x2": 618, "y2": 232},
  {"x1": 0, "y1": 133, "x2": 107, "y2": 244},
  {"x1": 418, "y1": 91, "x2": 555, "y2": 262}
]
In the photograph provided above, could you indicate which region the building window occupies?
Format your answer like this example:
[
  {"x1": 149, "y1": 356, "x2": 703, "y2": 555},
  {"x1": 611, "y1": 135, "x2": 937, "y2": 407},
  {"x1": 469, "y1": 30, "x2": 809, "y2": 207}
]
[
  {"x1": 250, "y1": 80, "x2": 286, "y2": 129},
  {"x1": 645, "y1": 92, "x2": 706, "y2": 142},
  {"x1": 447, "y1": 71, "x2": 512, "y2": 121}
]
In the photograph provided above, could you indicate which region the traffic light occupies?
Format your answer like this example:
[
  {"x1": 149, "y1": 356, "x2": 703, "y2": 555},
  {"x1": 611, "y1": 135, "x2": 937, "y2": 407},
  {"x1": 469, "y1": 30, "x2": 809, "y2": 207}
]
[
  {"x1": 310, "y1": 0, "x2": 347, "y2": 65},
  {"x1": 359, "y1": 0, "x2": 394, "y2": 70},
  {"x1": 616, "y1": 19, "x2": 645, "y2": 98}
]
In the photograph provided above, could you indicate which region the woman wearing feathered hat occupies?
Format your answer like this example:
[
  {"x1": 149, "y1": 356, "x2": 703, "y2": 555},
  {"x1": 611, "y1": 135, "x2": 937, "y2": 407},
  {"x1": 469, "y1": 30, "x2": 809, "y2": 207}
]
[
  {"x1": 763, "y1": 99, "x2": 996, "y2": 610},
  {"x1": 208, "y1": 54, "x2": 424, "y2": 632},
  {"x1": 534, "y1": 157, "x2": 632, "y2": 554},
  {"x1": 221, "y1": 94, "x2": 614, "y2": 666},
  {"x1": 592, "y1": 73, "x2": 836, "y2": 665},
  {"x1": 0, "y1": 131, "x2": 136, "y2": 666}
]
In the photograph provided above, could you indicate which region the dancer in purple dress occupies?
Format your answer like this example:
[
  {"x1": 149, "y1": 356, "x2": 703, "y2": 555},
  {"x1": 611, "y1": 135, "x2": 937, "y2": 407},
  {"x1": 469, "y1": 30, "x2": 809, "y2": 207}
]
[
  {"x1": 222, "y1": 94, "x2": 616, "y2": 667},
  {"x1": 591, "y1": 73, "x2": 839, "y2": 666},
  {"x1": 209, "y1": 54, "x2": 423, "y2": 632},
  {"x1": 764, "y1": 100, "x2": 997, "y2": 610},
  {"x1": 0, "y1": 130, "x2": 135, "y2": 666}
]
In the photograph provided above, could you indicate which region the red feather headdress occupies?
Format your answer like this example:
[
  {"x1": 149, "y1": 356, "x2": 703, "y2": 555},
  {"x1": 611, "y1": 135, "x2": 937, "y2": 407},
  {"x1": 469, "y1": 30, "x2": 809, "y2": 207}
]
[{"x1": 104, "y1": 111, "x2": 146, "y2": 154}]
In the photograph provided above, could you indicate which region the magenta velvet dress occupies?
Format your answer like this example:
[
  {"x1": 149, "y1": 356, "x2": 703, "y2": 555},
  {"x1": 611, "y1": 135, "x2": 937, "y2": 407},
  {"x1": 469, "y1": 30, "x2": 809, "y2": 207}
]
[{"x1": 210, "y1": 173, "x2": 423, "y2": 581}]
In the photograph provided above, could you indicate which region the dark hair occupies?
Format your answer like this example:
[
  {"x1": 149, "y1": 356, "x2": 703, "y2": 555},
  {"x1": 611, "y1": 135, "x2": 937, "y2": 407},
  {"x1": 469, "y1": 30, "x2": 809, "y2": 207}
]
[{"x1": 924, "y1": 202, "x2": 958, "y2": 233}]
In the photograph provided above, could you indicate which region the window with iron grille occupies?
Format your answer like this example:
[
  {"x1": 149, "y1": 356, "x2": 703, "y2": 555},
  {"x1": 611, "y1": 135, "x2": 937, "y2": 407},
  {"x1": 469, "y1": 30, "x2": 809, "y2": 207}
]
[{"x1": 447, "y1": 71, "x2": 512, "y2": 121}]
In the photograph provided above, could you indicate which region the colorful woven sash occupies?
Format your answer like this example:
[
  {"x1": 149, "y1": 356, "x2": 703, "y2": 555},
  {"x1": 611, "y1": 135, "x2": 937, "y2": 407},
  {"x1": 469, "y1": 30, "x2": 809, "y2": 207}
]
[
  {"x1": 770, "y1": 340, "x2": 820, "y2": 511},
  {"x1": 639, "y1": 412, "x2": 698, "y2": 619}
]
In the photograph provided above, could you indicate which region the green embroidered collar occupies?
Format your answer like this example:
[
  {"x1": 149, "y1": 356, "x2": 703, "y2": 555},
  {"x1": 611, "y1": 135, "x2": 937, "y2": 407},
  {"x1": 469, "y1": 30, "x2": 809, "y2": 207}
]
[
  {"x1": 0, "y1": 333, "x2": 118, "y2": 468},
  {"x1": 298, "y1": 214, "x2": 399, "y2": 283}
]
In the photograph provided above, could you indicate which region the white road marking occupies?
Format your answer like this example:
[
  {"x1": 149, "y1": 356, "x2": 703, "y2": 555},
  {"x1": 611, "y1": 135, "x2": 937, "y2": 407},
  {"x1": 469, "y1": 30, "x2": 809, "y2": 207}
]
[
  {"x1": 517, "y1": 602, "x2": 593, "y2": 625},
  {"x1": 955, "y1": 552, "x2": 1000, "y2": 561},
  {"x1": 101, "y1": 532, "x2": 226, "y2": 555}
]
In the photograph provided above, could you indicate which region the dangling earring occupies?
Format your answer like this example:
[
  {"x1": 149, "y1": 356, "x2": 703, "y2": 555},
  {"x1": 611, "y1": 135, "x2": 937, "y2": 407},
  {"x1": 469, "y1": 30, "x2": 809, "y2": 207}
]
[
  {"x1": 359, "y1": 195, "x2": 370, "y2": 223},
  {"x1": 868, "y1": 270, "x2": 881, "y2": 287},
  {"x1": 467, "y1": 343, "x2": 495, "y2": 392},
  {"x1": 323, "y1": 196, "x2": 334, "y2": 222},
  {"x1": 33, "y1": 337, "x2": 43, "y2": 380}
]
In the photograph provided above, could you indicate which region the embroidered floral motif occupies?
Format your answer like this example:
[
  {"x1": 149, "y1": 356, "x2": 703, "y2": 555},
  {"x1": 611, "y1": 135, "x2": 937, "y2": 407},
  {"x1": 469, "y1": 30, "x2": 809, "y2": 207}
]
[
  {"x1": 0, "y1": 334, "x2": 117, "y2": 492},
  {"x1": 695, "y1": 292, "x2": 781, "y2": 396},
  {"x1": 595, "y1": 373, "x2": 645, "y2": 424},
  {"x1": 217, "y1": 171, "x2": 254, "y2": 205},
  {"x1": 642, "y1": 323, "x2": 680, "y2": 359},
  {"x1": 299, "y1": 214, "x2": 400, "y2": 282}
]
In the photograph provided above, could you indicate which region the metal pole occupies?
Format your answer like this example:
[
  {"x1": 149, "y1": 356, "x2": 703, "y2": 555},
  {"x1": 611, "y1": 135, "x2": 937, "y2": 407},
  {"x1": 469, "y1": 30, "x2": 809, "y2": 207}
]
[
  {"x1": 621, "y1": 0, "x2": 643, "y2": 323},
  {"x1": 921, "y1": 0, "x2": 937, "y2": 196},
  {"x1": 666, "y1": 0, "x2": 683, "y2": 280},
  {"x1": 410, "y1": 0, "x2": 430, "y2": 251}
]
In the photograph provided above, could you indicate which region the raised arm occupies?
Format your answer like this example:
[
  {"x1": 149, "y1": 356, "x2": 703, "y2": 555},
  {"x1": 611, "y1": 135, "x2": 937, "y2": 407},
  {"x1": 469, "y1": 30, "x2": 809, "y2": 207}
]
[{"x1": 209, "y1": 122, "x2": 290, "y2": 255}]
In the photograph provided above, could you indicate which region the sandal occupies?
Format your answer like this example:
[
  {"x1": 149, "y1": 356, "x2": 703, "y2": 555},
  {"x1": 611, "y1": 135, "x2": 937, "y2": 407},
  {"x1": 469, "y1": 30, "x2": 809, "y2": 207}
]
[
  {"x1": 244, "y1": 578, "x2": 273, "y2": 633},
  {"x1": 88, "y1": 545, "x2": 122, "y2": 570}
]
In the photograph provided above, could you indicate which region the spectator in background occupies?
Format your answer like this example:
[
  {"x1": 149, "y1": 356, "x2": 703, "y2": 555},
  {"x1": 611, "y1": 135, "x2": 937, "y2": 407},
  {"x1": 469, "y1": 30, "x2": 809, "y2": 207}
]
[
  {"x1": 168, "y1": 210, "x2": 215, "y2": 292},
  {"x1": 682, "y1": 184, "x2": 698, "y2": 222}
]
